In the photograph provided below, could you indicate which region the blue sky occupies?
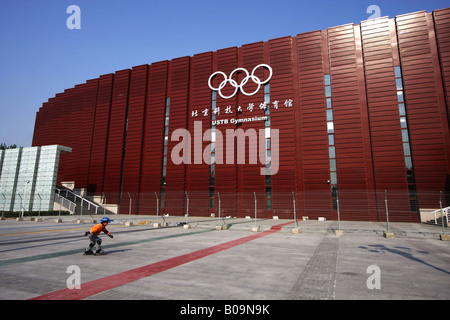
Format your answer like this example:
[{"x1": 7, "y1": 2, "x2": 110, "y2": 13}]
[{"x1": 0, "y1": 0, "x2": 448, "y2": 147}]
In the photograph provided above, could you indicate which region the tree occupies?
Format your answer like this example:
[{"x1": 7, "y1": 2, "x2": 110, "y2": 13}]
[{"x1": 0, "y1": 143, "x2": 18, "y2": 150}]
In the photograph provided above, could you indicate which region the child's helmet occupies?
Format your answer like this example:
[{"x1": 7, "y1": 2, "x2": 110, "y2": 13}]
[{"x1": 101, "y1": 217, "x2": 114, "y2": 223}]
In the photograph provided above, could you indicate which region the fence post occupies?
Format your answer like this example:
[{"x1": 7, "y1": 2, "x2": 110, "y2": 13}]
[
  {"x1": 440, "y1": 191, "x2": 445, "y2": 235},
  {"x1": 128, "y1": 192, "x2": 132, "y2": 219},
  {"x1": 253, "y1": 192, "x2": 259, "y2": 231},
  {"x1": 336, "y1": 190, "x2": 341, "y2": 231},
  {"x1": 185, "y1": 191, "x2": 189, "y2": 225},
  {"x1": 218, "y1": 192, "x2": 223, "y2": 224},
  {"x1": 292, "y1": 192, "x2": 298, "y2": 227},
  {"x1": 17, "y1": 193, "x2": 23, "y2": 218},
  {"x1": 1, "y1": 193, "x2": 5, "y2": 218},
  {"x1": 37, "y1": 193, "x2": 42, "y2": 217},
  {"x1": 155, "y1": 192, "x2": 159, "y2": 219},
  {"x1": 58, "y1": 193, "x2": 61, "y2": 218},
  {"x1": 385, "y1": 190, "x2": 390, "y2": 232},
  {"x1": 102, "y1": 192, "x2": 106, "y2": 215}
]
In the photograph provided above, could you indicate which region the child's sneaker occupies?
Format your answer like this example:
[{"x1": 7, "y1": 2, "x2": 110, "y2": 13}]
[
  {"x1": 94, "y1": 249, "x2": 107, "y2": 255},
  {"x1": 83, "y1": 249, "x2": 94, "y2": 255}
]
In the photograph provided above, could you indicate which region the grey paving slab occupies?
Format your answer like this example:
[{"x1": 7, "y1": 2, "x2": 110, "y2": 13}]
[{"x1": 0, "y1": 215, "x2": 449, "y2": 302}]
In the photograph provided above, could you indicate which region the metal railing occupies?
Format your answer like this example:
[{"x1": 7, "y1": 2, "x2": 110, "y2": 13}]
[
  {"x1": 54, "y1": 193, "x2": 77, "y2": 212},
  {"x1": 56, "y1": 188, "x2": 99, "y2": 216}
]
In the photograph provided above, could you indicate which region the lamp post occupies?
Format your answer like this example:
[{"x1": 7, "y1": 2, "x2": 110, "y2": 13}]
[{"x1": 22, "y1": 180, "x2": 30, "y2": 218}]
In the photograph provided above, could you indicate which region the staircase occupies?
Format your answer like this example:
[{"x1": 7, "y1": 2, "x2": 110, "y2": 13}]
[
  {"x1": 422, "y1": 206, "x2": 449, "y2": 227},
  {"x1": 55, "y1": 186, "x2": 115, "y2": 217}
]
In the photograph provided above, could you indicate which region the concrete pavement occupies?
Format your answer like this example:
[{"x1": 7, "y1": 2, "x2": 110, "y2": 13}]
[{"x1": 0, "y1": 215, "x2": 448, "y2": 305}]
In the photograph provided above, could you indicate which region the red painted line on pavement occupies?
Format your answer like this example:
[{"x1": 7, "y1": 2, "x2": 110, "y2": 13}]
[{"x1": 30, "y1": 221, "x2": 294, "y2": 300}]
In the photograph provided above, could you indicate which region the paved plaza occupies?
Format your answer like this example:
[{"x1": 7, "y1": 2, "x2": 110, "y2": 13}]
[{"x1": 0, "y1": 215, "x2": 448, "y2": 307}]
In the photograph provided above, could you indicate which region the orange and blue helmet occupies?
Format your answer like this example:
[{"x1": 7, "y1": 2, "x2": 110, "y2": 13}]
[{"x1": 101, "y1": 217, "x2": 113, "y2": 224}]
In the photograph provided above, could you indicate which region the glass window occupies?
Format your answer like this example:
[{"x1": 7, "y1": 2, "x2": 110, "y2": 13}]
[
  {"x1": 264, "y1": 83, "x2": 270, "y2": 94},
  {"x1": 330, "y1": 172, "x2": 337, "y2": 185},
  {"x1": 396, "y1": 78, "x2": 403, "y2": 91},
  {"x1": 397, "y1": 91, "x2": 404, "y2": 102},
  {"x1": 405, "y1": 156, "x2": 413, "y2": 170},
  {"x1": 325, "y1": 86, "x2": 332, "y2": 98},
  {"x1": 406, "y1": 169, "x2": 415, "y2": 184},
  {"x1": 400, "y1": 117, "x2": 407, "y2": 129},
  {"x1": 266, "y1": 198, "x2": 272, "y2": 209},
  {"x1": 394, "y1": 66, "x2": 402, "y2": 78},
  {"x1": 324, "y1": 74, "x2": 331, "y2": 86},
  {"x1": 166, "y1": 97, "x2": 171, "y2": 107},
  {"x1": 326, "y1": 109, "x2": 333, "y2": 121},
  {"x1": 331, "y1": 185, "x2": 338, "y2": 198},
  {"x1": 401, "y1": 129, "x2": 409, "y2": 143},
  {"x1": 398, "y1": 103, "x2": 406, "y2": 116},
  {"x1": 403, "y1": 142, "x2": 411, "y2": 156},
  {"x1": 266, "y1": 186, "x2": 272, "y2": 198},
  {"x1": 326, "y1": 98, "x2": 332, "y2": 109},
  {"x1": 329, "y1": 146, "x2": 336, "y2": 159},
  {"x1": 329, "y1": 159, "x2": 336, "y2": 171},
  {"x1": 328, "y1": 134, "x2": 335, "y2": 146},
  {"x1": 327, "y1": 121, "x2": 334, "y2": 133}
]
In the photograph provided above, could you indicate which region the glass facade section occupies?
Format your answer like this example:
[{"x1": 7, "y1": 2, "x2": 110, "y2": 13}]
[
  {"x1": 264, "y1": 83, "x2": 272, "y2": 209},
  {"x1": 394, "y1": 66, "x2": 417, "y2": 212},
  {"x1": 160, "y1": 98, "x2": 170, "y2": 208},
  {"x1": 0, "y1": 145, "x2": 71, "y2": 212},
  {"x1": 324, "y1": 74, "x2": 338, "y2": 209}
]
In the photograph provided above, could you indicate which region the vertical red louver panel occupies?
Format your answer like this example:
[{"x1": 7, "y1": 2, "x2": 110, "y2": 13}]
[
  {"x1": 360, "y1": 17, "x2": 413, "y2": 221},
  {"x1": 103, "y1": 69, "x2": 130, "y2": 204},
  {"x1": 75, "y1": 79, "x2": 98, "y2": 189},
  {"x1": 327, "y1": 24, "x2": 376, "y2": 221},
  {"x1": 164, "y1": 57, "x2": 190, "y2": 216},
  {"x1": 268, "y1": 36, "x2": 297, "y2": 217},
  {"x1": 295, "y1": 30, "x2": 333, "y2": 220},
  {"x1": 396, "y1": 11, "x2": 450, "y2": 208},
  {"x1": 186, "y1": 52, "x2": 214, "y2": 216},
  {"x1": 87, "y1": 74, "x2": 114, "y2": 195},
  {"x1": 236, "y1": 42, "x2": 265, "y2": 217},
  {"x1": 119, "y1": 65, "x2": 148, "y2": 214},
  {"x1": 139, "y1": 61, "x2": 168, "y2": 215}
]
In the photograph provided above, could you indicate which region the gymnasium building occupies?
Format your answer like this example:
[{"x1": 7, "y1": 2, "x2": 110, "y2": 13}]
[{"x1": 30, "y1": 8, "x2": 450, "y2": 222}]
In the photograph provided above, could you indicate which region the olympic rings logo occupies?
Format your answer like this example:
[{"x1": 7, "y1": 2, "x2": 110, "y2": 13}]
[{"x1": 208, "y1": 64, "x2": 273, "y2": 99}]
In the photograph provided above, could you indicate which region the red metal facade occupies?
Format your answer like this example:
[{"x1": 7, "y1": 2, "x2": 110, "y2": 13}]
[{"x1": 32, "y1": 9, "x2": 450, "y2": 222}]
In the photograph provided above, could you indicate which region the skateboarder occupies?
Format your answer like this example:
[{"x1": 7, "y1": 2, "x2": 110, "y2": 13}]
[{"x1": 83, "y1": 217, "x2": 114, "y2": 255}]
